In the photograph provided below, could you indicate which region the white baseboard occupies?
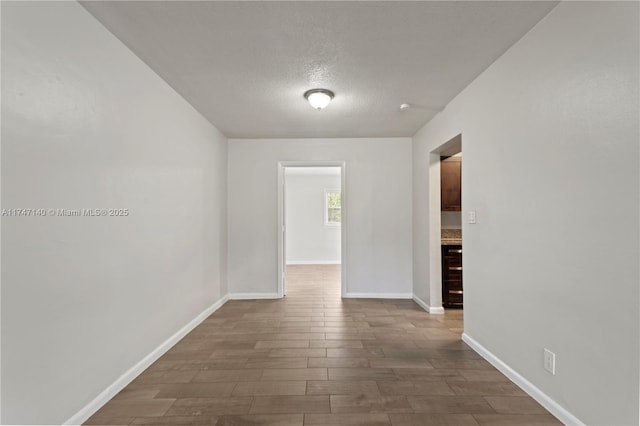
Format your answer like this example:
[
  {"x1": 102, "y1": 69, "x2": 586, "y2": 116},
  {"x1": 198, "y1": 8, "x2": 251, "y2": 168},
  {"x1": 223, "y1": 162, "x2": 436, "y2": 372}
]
[
  {"x1": 64, "y1": 294, "x2": 230, "y2": 425},
  {"x1": 412, "y1": 294, "x2": 445, "y2": 314},
  {"x1": 462, "y1": 333, "x2": 584, "y2": 426},
  {"x1": 228, "y1": 293, "x2": 280, "y2": 300},
  {"x1": 286, "y1": 260, "x2": 341, "y2": 265},
  {"x1": 343, "y1": 292, "x2": 412, "y2": 299}
]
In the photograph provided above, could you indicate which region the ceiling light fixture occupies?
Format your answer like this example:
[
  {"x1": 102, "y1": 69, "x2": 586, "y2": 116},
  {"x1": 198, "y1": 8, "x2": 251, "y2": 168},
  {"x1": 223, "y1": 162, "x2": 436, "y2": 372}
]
[{"x1": 304, "y1": 88, "x2": 334, "y2": 110}]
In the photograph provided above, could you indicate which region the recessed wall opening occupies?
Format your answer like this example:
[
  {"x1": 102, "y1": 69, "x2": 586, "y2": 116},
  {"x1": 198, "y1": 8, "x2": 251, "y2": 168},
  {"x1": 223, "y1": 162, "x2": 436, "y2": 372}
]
[
  {"x1": 428, "y1": 134, "x2": 463, "y2": 318},
  {"x1": 277, "y1": 162, "x2": 346, "y2": 298}
]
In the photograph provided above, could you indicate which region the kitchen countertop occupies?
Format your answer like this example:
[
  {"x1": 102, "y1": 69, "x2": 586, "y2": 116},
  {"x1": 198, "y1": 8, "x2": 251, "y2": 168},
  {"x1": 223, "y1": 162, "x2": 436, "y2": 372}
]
[{"x1": 441, "y1": 229, "x2": 462, "y2": 245}]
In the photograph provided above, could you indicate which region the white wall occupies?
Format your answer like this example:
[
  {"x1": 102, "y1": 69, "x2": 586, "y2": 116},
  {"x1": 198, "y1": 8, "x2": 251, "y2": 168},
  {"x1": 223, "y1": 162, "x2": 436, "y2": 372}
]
[
  {"x1": 413, "y1": 2, "x2": 638, "y2": 425},
  {"x1": 1, "y1": 2, "x2": 228, "y2": 424},
  {"x1": 228, "y1": 138, "x2": 412, "y2": 298},
  {"x1": 285, "y1": 170, "x2": 341, "y2": 264}
]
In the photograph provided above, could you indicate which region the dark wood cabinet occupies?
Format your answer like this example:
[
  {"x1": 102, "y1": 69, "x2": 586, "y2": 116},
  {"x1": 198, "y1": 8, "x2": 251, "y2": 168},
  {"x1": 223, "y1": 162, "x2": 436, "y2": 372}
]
[
  {"x1": 441, "y1": 156, "x2": 461, "y2": 211},
  {"x1": 442, "y1": 245, "x2": 463, "y2": 308}
]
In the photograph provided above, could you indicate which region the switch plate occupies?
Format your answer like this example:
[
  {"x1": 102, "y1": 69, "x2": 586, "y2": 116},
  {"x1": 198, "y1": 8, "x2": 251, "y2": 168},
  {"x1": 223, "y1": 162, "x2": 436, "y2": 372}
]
[
  {"x1": 544, "y1": 349, "x2": 556, "y2": 375},
  {"x1": 468, "y1": 210, "x2": 477, "y2": 224}
]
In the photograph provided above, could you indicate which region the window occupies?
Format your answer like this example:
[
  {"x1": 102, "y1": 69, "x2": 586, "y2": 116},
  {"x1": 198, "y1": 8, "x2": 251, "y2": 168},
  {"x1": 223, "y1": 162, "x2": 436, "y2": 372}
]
[{"x1": 325, "y1": 189, "x2": 341, "y2": 226}]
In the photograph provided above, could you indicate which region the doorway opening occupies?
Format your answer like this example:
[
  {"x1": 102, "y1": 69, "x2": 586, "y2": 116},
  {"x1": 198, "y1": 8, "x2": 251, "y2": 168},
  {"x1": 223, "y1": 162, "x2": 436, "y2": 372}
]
[
  {"x1": 277, "y1": 162, "x2": 346, "y2": 298},
  {"x1": 441, "y1": 152, "x2": 463, "y2": 309},
  {"x1": 428, "y1": 134, "x2": 463, "y2": 314}
]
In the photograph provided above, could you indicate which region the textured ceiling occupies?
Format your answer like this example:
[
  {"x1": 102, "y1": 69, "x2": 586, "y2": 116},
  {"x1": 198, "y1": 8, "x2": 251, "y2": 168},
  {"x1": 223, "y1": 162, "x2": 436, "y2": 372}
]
[{"x1": 81, "y1": 1, "x2": 558, "y2": 138}]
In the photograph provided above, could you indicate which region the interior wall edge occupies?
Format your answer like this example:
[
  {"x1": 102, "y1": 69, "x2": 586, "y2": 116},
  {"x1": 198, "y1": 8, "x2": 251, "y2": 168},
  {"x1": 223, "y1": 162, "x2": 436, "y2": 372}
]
[
  {"x1": 412, "y1": 295, "x2": 445, "y2": 315},
  {"x1": 462, "y1": 333, "x2": 585, "y2": 426},
  {"x1": 63, "y1": 294, "x2": 230, "y2": 425}
]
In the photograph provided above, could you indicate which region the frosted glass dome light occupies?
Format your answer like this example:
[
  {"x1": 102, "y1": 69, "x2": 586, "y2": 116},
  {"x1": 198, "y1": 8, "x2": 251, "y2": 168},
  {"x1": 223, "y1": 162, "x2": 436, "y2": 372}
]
[{"x1": 304, "y1": 89, "x2": 334, "y2": 110}]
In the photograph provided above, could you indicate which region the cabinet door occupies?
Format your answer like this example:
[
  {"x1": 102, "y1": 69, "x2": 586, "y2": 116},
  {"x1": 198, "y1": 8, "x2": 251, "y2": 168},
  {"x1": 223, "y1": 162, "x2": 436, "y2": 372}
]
[
  {"x1": 442, "y1": 245, "x2": 463, "y2": 308},
  {"x1": 441, "y1": 156, "x2": 461, "y2": 211}
]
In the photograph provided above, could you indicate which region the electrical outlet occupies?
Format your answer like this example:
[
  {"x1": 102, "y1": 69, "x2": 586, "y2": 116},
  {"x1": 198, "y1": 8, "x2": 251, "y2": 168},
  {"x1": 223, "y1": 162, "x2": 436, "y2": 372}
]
[{"x1": 544, "y1": 348, "x2": 556, "y2": 375}]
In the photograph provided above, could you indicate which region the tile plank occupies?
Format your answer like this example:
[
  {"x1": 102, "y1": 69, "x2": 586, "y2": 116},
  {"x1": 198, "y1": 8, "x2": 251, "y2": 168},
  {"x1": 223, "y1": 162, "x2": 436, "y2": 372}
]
[
  {"x1": 214, "y1": 414, "x2": 303, "y2": 425},
  {"x1": 249, "y1": 396, "x2": 330, "y2": 414},
  {"x1": 304, "y1": 413, "x2": 390, "y2": 425},
  {"x1": 232, "y1": 381, "x2": 307, "y2": 396},
  {"x1": 390, "y1": 413, "x2": 480, "y2": 426},
  {"x1": 330, "y1": 395, "x2": 412, "y2": 413},
  {"x1": 164, "y1": 398, "x2": 252, "y2": 416},
  {"x1": 306, "y1": 380, "x2": 380, "y2": 396}
]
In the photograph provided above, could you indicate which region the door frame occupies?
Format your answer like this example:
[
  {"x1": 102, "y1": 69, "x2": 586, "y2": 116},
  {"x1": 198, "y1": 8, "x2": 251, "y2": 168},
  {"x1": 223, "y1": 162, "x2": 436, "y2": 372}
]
[{"x1": 277, "y1": 161, "x2": 347, "y2": 298}]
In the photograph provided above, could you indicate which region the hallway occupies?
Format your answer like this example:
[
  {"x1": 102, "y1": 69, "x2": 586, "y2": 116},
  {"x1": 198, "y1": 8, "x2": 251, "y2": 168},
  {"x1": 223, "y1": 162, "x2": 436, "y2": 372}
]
[{"x1": 85, "y1": 265, "x2": 559, "y2": 425}]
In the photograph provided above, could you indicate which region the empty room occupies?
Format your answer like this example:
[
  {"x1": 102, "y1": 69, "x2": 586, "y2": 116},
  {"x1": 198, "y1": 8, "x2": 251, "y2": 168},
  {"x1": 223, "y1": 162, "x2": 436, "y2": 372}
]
[{"x1": 1, "y1": 1, "x2": 638, "y2": 425}]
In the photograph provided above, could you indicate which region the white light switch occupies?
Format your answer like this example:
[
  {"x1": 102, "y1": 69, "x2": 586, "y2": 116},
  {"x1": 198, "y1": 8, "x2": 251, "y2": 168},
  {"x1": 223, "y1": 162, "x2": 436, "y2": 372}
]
[{"x1": 468, "y1": 210, "x2": 477, "y2": 224}]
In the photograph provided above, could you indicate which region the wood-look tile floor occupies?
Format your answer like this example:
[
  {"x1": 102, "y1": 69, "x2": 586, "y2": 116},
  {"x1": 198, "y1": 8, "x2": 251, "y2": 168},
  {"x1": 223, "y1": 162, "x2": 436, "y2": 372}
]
[{"x1": 86, "y1": 265, "x2": 562, "y2": 426}]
